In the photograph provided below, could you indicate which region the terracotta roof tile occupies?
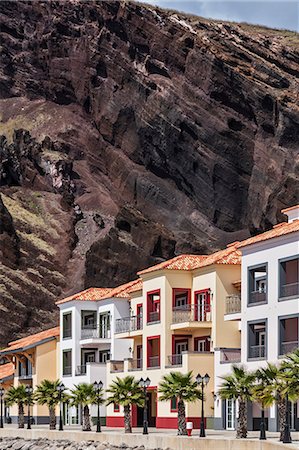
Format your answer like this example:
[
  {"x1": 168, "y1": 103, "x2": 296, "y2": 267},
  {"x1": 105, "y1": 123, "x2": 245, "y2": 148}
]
[
  {"x1": 99, "y1": 279, "x2": 143, "y2": 299},
  {"x1": 56, "y1": 287, "x2": 113, "y2": 305},
  {"x1": 0, "y1": 362, "x2": 14, "y2": 382},
  {"x1": 1, "y1": 327, "x2": 60, "y2": 354},
  {"x1": 238, "y1": 220, "x2": 299, "y2": 248}
]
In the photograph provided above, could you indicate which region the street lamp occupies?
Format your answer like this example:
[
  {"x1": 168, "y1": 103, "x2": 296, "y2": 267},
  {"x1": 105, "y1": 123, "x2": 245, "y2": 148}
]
[
  {"x1": 93, "y1": 381, "x2": 103, "y2": 432},
  {"x1": 25, "y1": 385, "x2": 33, "y2": 430},
  {"x1": 259, "y1": 405, "x2": 266, "y2": 440},
  {"x1": 139, "y1": 377, "x2": 150, "y2": 435},
  {"x1": 282, "y1": 394, "x2": 292, "y2": 444},
  {"x1": 57, "y1": 382, "x2": 65, "y2": 431},
  {"x1": 0, "y1": 386, "x2": 4, "y2": 428},
  {"x1": 196, "y1": 373, "x2": 210, "y2": 438}
]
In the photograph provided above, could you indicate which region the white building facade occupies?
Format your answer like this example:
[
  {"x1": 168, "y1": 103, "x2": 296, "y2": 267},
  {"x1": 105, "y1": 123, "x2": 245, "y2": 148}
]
[{"x1": 214, "y1": 205, "x2": 299, "y2": 432}]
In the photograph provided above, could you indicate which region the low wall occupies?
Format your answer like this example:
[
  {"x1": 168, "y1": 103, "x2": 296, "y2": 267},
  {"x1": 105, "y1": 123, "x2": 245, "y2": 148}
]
[{"x1": 0, "y1": 428, "x2": 294, "y2": 450}]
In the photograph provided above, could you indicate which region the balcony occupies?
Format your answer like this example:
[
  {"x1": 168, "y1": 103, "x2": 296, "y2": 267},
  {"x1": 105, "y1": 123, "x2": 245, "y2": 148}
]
[
  {"x1": 80, "y1": 327, "x2": 111, "y2": 345},
  {"x1": 75, "y1": 365, "x2": 87, "y2": 376},
  {"x1": 225, "y1": 295, "x2": 241, "y2": 314},
  {"x1": 171, "y1": 305, "x2": 212, "y2": 330},
  {"x1": 128, "y1": 358, "x2": 143, "y2": 371},
  {"x1": 248, "y1": 345, "x2": 266, "y2": 359},
  {"x1": 220, "y1": 348, "x2": 241, "y2": 364},
  {"x1": 115, "y1": 315, "x2": 142, "y2": 334},
  {"x1": 249, "y1": 290, "x2": 266, "y2": 304},
  {"x1": 280, "y1": 340, "x2": 299, "y2": 355},
  {"x1": 167, "y1": 354, "x2": 183, "y2": 366},
  {"x1": 148, "y1": 356, "x2": 160, "y2": 369},
  {"x1": 110, "y1": 361, "x2": 124, "y2": 373},
  {"x1": 147, "y1": 311, "x2": 160, "y2": 324},
  {"x1": 280, "y1": 282, "x2": 299, "y2": 299}
]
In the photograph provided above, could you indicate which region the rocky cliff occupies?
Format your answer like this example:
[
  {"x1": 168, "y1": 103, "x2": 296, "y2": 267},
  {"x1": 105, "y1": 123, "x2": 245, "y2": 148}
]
[{"x1": 0, "y1": 0, "x2": 298, "y2": 345}]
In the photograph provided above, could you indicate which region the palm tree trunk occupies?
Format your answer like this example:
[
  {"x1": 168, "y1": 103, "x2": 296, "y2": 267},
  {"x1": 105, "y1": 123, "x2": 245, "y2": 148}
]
[
  {"x1": 236, "y1": 399, "x2": 247, "y2": 439},
  {"x1": 124, "y1": 405, "x2": 132, "y2": 433},
  {"x1": 18, "y1": 403, "x2": 24, "y2": 429},
  {"x1": 177, "y1": 399, "x2": 187, "y2": 436},
  {"x1": 278, "y1": 395, "x2": 286, "y2": 441},
  {"x1": 82, "y1": 405, "x2": 91, "y2": 431},
  {"x1": 49, "y1": 406, "x2": 56, "y2": 430}
]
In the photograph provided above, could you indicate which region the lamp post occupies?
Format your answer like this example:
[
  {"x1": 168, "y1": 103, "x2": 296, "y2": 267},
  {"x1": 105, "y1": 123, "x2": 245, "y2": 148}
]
[
  {"x1": 259, "y1": 406, "x2": 266, "y2": 440},
  {"x1": 282, "y1": 394, "x2": 292, "y2": 444},
  {"x1": 0, "y1": 386, "x2": 4, "y2": 428},
  {"x1": 196, "y1": 373, "x2": 210, "y2": 438},
  {"x1": 139, "y1": 377, "x2": 150, "y2": 435},
  {"x1": 25, "y1": 385, "x2": 33, "y2": 430},
  {"x1": 57, "y1": 382, "x2": 65, "y2": 431},
  {"x1": 93, "y1": 381, "x2": 103, "y2": 432}
]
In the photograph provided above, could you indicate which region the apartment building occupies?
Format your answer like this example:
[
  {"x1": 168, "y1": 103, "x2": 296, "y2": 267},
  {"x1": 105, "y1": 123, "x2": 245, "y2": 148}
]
[
  {"x1": 56, "y1": 282, "x2": 140, "y2": 425},
  {"x1": 106, "y1": 245, "x2": 242, "y2": 429},
  {"x1": 0, "y1": 327, "x2": 59, "y2": 424},
  {"x1": 214, "y1": 205, "x2": 299, "y2": 432}
]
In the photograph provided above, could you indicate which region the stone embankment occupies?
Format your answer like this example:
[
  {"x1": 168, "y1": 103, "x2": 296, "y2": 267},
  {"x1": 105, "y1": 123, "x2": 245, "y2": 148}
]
[{"x1": 0, "y1": 438, "x2": 151, "y2": 450}]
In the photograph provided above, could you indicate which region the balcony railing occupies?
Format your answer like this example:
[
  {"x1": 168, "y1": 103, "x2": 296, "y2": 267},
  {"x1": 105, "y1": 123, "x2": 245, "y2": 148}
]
[
  {"x1": 19, "y1": 372, "x2": 33, "y2": 380},
  {"x1": 110, "y1": 361, "x2": 124, "y2": 373},
  {"x1": 148, "y1": 356, "x2": 160, "y2": 368},
  {"x1": 249, "y1": 290, "x2": 266, "y2": 304},
  {"x1": 81, "y1": 327, "x2": 111, "y2": 339},
  {"x1": 128, "y1": 358, "x2": 143, "y2": 371},
  {"x1": 248, "y1": 345, "x2": 266, "y2": 359},
  {"x1": 220, "y1": 348, "x2": 241, "y2": 364},
  {"x1": 75, "y1": 365, "x2": 87, "y2": 376},
  {"x1": 225, "y1": 295, "x2": 241, "y2": 314},
  {"x1": 280, "y1": 282, "x2": 299, "y2": 298},
  {"x1": 147, "y1": 311, "x2": 160, "y2": 323},
  {"x1": 115, "y1": 315, "x2": 143, "y2": 334},
  {"x1": 172, "y1": 304, "x2": 211, "y2": 323},
  {"x1": 280, "y1": 340, "x2": 299, "y2": 355},
  {"x1": 63, "y1": 328, "x2": 72, "y2": 339},
  {"x1": 168, "y1": 354, "x2": 183, "y2": 366},
  {"x1": 63, "y1": 365, "x2": 72, "y2": 376}
]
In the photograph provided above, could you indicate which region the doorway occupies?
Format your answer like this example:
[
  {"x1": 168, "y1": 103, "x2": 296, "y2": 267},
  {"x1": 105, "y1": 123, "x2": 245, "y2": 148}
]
[{"x1": 226, "y1": 399, "x2": 236, "y2": 430}]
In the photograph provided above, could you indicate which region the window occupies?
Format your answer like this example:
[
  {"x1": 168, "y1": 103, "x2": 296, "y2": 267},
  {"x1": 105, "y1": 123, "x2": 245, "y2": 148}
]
[
  {"x1": 63, "y1": 312, "x2": 72, "y2": 339},
  {"x1": 194, "y1": 290, "x2": 211, "y2": 321},
  {"x1": 99, "y1": 312, "x2": 111, "y2": 338},
  {"x1": 248, "y1": 264, "x2": 267, "y2": 304},
  {"x1": 147, "y1": 290, "x2": 160, "y2": 323},
  {"x1": 172, "y1": 289, "x2": 190, "y2": 308},
  {"x1": 136, "y1": 304, "x2": 143, "y2": 330},
  {"x1": 248, "y1": 321, "x2": 267, "y2": 359},
  {"x1": 81, "y1": 311, "x2": 97, "y2": 329},
  {"x1": 114, "y1": 403, "x2": 120, "y2": 412},
  {"x1": 147, "y1": 336, "x2": 160, "y2": 368},
  {"x1": 279, "y1": 257, "x2": 299, "y2": 299},
  {"x1": 99, "y1": 350, "x2": 110, "y2": 363},
  {"x1": 194, "y1": 336, "x2": 211, "y2": 352},
  {"x1": 170, "y1": 397, "x2": 178, "y2": 412},
  {"x1": 63, "y1": 350, "x2": 72, "y2": 376},
  {"x1": 18, "y1": 359, "x2": 32, "y2": 378},
  {"x1": 279, "y1": 316, "x2": 299, "y2": 355}
]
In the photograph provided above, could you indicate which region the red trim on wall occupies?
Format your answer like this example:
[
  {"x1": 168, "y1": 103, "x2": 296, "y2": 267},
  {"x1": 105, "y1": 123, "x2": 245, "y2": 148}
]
[
  {"x1": 147, "y1": 289, "x2": 161, "y2": 323},
  {"x1": 136, "y1": 303, "x2": 143, "y2": 329},
  {"x1": 147, "y1": 335, "x2": 160, "y2": 368},
  {"x1": 172, "y1": 288, "x2": 191, "y2": 307},
  {"x1": 131, "y1": 404, "x2": 137, "y2": 427},
  {"x1": 156, "y1": 417, "x2": 206, "y2": 429},
  {"x1": 194, "y1": 336, "x2": 211, "y2": 352},
  {"x1": 106, "y1": 416, "x2": 124, "y2": 427}
]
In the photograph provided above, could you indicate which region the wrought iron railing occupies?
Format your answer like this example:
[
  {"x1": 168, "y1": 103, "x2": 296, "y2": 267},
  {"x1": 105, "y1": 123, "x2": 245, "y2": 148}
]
[
  {"x1": 148, "y1": 356, "x2": 160, "y2": 368},
  {"x1": 63, "y1": 327, "x2": 72, "y2": 339},
  {"x1": 220, "y1": 348, "x2": 241, "y2": 364},
  {"x1": 115, "y1": 315, "x2": 143, "y2": 334},
  {"x1": 225, "y1": 295, "x2": 241, "y2": 314},
  {"x1": 280, "y1": 340, "x2": 299, "y2": 355},
  {"x1": 147, "y1": 311, "x2": 160, "y2": 323},
  {"x1": 172, "y1": 304, "x2": 211, "y2": 323},
  {"x1": 249, "y1": 290, "x2": 266, "y2": 304},
  {"x1": 168, "y1": 354, "x2": 183, "y2": 366},
  {"x1": 280, "y1": 282, "x2": 299, "y2": 298},
  {"x1": 81, "y1": 328, "x2": 111, "y2": 339},
  {"x1": 63, "y1": 365, "x2": 72, "y2": 376},
  {"x1": 248, "y1": 345, "x2": 266, "y2": 359}
]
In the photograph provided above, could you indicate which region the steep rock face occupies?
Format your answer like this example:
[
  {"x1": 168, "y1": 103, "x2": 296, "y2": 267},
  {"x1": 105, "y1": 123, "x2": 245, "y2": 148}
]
[{"x1": 0, "y1": 0, "x2": 298, "y2": 343}]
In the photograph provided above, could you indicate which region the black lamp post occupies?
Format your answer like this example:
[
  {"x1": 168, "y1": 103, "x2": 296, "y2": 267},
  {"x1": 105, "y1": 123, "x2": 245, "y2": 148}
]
[
  {"x1": 282, "y1": 394, "x2": 292, "y2": 444},
  {"x1": 93, "y1": 380, "x2": 103, "y2": 432},
  {"x1": 139, "y1": 377, "x2": 150, "y2": 434},
  {"x1": 25, "y1": 385, "x2": 33, "y2": 430},
  {"x1": 196, "y1": 373, "x2": 210, "y2": 438},
  {"x1": 0, "y1": 386, "x2": 4, "y2": 428},
  {"x1": 57, "y1": 382, "x2": 65, "y2": 431},
  {"x1": 259, "y1": 406, "x2": 266, "y2": 440}
]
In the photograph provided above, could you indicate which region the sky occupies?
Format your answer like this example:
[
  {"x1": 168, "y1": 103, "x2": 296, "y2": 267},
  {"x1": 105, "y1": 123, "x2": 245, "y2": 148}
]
[{"x1": 138, "y1": 0, "x2": 299, "y2": 31}]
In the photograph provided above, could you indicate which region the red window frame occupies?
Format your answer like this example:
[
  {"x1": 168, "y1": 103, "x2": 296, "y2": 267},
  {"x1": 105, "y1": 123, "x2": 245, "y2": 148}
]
[
  {"x1": 136, "y1": 303, "x2": 143, "y2": 329},
  {"x1": 114, "y1": 403, "x2": 120, "y2": 412},
  {"x1": 147, "y1": 289, "x2": 161, "y2": 323},
  {"x1": 194, "y1": 289, "x2": 211, "y2": 321},
  {"x1": 172, "y1": 288, "x2": 191, "y2": 308},
  {"x1": 194, "y1": 336, "x2": 211, "y2": 352},
  {"x1": 147, "y1": 335, "x2": 160, "y2": 368}
]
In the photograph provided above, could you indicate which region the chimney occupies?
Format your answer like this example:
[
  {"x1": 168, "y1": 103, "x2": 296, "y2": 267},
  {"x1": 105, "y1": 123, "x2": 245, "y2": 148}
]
[{"x1": 281, "y1": 205, "x2": 299, "y2": 223}]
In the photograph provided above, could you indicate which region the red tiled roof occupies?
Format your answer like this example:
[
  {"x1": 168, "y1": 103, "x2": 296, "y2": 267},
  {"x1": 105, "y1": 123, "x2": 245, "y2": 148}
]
[
  {"x1": 100, "y1": 279, "x2": 143, "y2": 299},
  {"x1": 56, "y1": 287, "x2": 113, "y2": 305},
  {"x1": 238, "y1": 219, "x2": 299, "y2": 249},
  {"x1": 1, "y1": 327, "x2": 60, "y2": 354},
  {"x1": 138, "y1": 246, "x2": 241, "y2": 275},
  {"x1": 0, "y1": 363, "x2": 14, "y2": 382}
]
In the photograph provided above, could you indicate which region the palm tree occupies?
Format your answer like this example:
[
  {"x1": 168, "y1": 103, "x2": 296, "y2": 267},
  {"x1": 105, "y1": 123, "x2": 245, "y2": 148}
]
[
  {"x1": 106, "y1": 376, "x2": 144, "y2": 433},
  {"x1": 281, "y1": 349, "x2": 299, "y2": 400},
  {"x1": 70, "y1": 383, "x2": 99, "y2": 431},
  {"x1": 158, "y1": 371, "x2": 201, "y2": 435},
  {"x1": 218, "y1": 365, "x2": 255, "y2": 439},
  {"x1": 252, "y1": 369, "x2": 277, "y2": 440},
  {"x1": 5, "y1": 385, "x2": 28, "y2": 428},
  {"x1": 34, "y1": 379, "x2": 68, "y2": 430}
]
